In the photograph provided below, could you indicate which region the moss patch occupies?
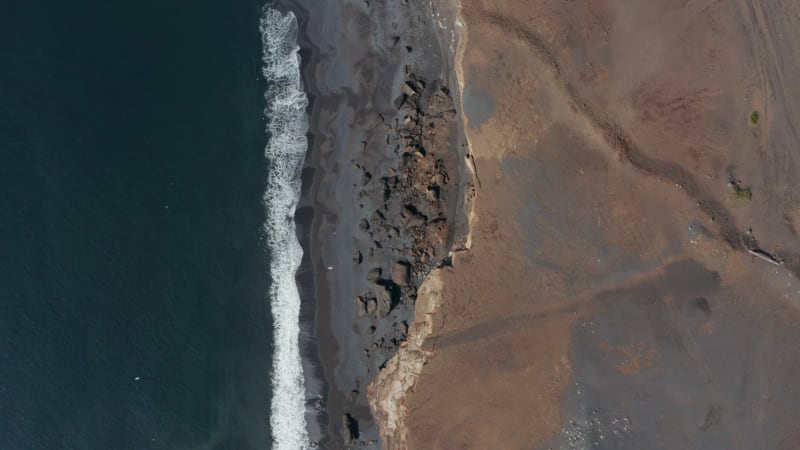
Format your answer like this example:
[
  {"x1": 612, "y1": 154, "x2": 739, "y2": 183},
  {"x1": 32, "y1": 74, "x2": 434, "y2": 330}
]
[
  {"x1": 730, "y1": 186, "x2": 753, "y2": 204},
  {"x1": 750, "y1": 110, "x2": 760, "y2": 125}
]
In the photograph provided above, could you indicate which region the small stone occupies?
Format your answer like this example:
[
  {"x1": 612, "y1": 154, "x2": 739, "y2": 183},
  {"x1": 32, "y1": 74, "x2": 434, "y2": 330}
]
[
  {"x1": 361, "y1": 171, "x2": 372, "y2": 186},
  {"x1": 366, "y1": 298, "x2": 378, "y2": 315},
  {"x1": 367, "y1": 268, "x2": 382, "y2": 282},
  {"x1": 354, "y1": 296, "x2": 366, "y2": 317}
]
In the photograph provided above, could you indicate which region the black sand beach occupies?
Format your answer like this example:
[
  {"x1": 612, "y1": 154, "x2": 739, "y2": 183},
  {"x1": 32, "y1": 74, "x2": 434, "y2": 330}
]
[{"x1": 282, "y1": 0, "x2": 468, "y2": 447}]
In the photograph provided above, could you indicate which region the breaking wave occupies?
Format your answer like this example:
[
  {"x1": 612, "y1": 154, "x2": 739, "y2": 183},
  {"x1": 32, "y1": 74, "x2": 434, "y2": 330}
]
[{"x1": 260, "y1": 6, "x2": 310, "y2": 450}]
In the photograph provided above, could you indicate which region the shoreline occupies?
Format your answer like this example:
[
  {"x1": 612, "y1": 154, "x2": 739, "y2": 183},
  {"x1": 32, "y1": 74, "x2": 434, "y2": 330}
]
[
  {"x1": 259, "y1": 6, "x2": 317, "y2": 449},
  {"x1": 280, "y1": 0, "x2": 471, "y2": 447},
  {"x1": 276, "y1": 2, "x2": 334, "y2": 447}
]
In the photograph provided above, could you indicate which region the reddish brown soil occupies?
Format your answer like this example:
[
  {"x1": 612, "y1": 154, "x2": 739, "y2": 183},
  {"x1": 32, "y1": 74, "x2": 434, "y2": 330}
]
[{"x1": 403, "y1": 0, "x2": 800, "y2": 448}]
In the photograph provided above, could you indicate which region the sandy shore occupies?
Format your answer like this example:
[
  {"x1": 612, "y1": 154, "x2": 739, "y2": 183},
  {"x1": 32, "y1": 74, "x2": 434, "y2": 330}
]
[{"x1": 282, "y1": 0, "x2": 469, "y2": 448}]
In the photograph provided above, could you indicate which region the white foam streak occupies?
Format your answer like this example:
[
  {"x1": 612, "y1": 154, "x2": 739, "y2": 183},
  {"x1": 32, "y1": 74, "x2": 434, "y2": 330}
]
[{"x1": 260, "y1": 6, "x2": 310, "y2": 450}]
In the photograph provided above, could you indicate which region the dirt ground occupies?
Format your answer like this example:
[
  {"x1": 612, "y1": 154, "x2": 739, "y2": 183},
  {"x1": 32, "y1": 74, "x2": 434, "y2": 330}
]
[{"x1": 403, "y1": 0, "x2": 800, "y2": 448}]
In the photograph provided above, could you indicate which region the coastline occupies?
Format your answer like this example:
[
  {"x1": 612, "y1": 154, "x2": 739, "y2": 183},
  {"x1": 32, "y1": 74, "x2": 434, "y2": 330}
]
[
  {"x1": 259, "y1": 7, "x2": 314, "y2": 449},
  {"x1": 276, "y1": 3, "x2": 333, "y2": 446},
  {"x1": 281, "y1": 0, "x2": 471, "y2": 447}
]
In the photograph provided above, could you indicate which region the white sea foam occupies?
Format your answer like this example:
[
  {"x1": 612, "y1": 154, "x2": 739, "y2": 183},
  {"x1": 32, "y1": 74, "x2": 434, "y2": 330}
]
[{"x1": 260, "y1": 6, "x2": 310, "y2": 450}]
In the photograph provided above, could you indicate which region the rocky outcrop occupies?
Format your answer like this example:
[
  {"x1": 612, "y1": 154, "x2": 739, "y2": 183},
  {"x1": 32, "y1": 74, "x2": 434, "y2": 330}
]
[
  {"x1": 368, "y1": 270, "x2": 445, "y2": 449},
  {"x1": 356, "y1": 70, "x2": 458, "y2": 273},
  {"x1": 351, "y1": 69, "x2": 461, "y2": 373},
  {"x1": 366, "y1": 4, "x2": 474, "y2": 446},
  {"x1": 391, "y1": 261, "x2": 411, "y2": 286}
]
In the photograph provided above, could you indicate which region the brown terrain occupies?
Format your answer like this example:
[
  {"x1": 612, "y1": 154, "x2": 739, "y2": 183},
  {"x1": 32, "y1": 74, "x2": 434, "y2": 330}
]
[{"x1": 370, "y1": 0, "x2": 800, "y2": 449}]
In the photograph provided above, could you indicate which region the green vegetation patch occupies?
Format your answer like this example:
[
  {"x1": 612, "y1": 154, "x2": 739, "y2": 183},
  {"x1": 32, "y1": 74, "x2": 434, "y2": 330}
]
[
  {"x1": 750, "y1": 110, "x2": 760, "y2": 125},
  {"x1": 730, "y1": 186, "x2": 753, "y2": 203}
]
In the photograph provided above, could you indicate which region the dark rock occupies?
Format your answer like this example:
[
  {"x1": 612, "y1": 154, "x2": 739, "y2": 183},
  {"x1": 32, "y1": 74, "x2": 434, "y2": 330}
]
[
  {"x1": 366, "y1": 296, "x2": 378, "y2": 315},
  {"x1": 354, "y1": 296, "x2": 366, "y2": 318},
  {"x1": 343, "y1": 414, "x2": 360, "y2": 444},
  {"x1": 306, "y1": 396, "x2": 325, "y2": 412},
  {"x1": 367, "y1": 268, "x2": 382, "y2": 282},
  {"x1": 391, "y1": 261, "x2": 412, "y2": 286},
  {"x1": 371, "y1": 210, "x2": 386, "y2": 227},
  {"x1": 394, "y1": 93, "x2": 409, "y2": 110},
  {"x1": 376, "y1": 287, "x2": 392, "y2": 318},
  {"x1": 361, "y1": 171, "x2": 372, "y2": 186},
  {"x1": 405, "y1": 214, "x2": 426, "y2": 229}
]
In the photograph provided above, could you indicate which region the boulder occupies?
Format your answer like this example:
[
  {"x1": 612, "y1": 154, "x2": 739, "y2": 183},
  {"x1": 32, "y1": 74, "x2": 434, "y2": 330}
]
[
  {"x1": 366, "y1": 297, "x2": 378, "y2": 315},
  {"x1": 391, "y1": 261, "x2": 411, "y2": 286},
  {"x1": 367, "y1": 267, "x2": 382, "y2": 282}
]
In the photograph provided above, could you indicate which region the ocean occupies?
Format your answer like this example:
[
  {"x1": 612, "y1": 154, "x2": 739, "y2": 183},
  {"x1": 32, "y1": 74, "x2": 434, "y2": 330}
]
[{"x1": 0, "y1": 1, "x2": 309, "y2": 449}]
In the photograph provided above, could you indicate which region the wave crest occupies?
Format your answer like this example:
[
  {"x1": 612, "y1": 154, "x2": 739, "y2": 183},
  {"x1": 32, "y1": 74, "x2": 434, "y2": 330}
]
[{"x1": 260, "y1": 6, "x2": 310, "y2": 450}]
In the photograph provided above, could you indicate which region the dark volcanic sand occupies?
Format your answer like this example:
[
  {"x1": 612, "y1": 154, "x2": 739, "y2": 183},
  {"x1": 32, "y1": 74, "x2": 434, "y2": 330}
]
[{"x1": 283, "y1": 0, "x2": 468, "y2": 448}]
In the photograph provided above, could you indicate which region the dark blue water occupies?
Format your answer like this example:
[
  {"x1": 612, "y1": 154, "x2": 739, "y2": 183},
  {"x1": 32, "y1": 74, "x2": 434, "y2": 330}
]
[{"x1": 0, "y1": 1, "x2": 273, "y2": 448}]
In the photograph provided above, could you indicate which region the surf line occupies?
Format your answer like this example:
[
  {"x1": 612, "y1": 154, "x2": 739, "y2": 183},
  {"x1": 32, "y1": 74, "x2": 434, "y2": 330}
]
[{"x1": 260, "y1": 5, "x2": 311, "y2": 449}]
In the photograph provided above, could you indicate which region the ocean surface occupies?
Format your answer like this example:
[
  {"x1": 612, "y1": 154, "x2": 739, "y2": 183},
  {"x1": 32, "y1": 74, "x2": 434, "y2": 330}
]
[{"x1": 0, "y1": 1, "x2": 309, "y2": 449}]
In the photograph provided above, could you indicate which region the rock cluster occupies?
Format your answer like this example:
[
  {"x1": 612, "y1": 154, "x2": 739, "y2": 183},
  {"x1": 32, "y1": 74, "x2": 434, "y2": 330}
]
[{"x1": 352, "y1": 69, "x2": 459, "y2": 372}]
